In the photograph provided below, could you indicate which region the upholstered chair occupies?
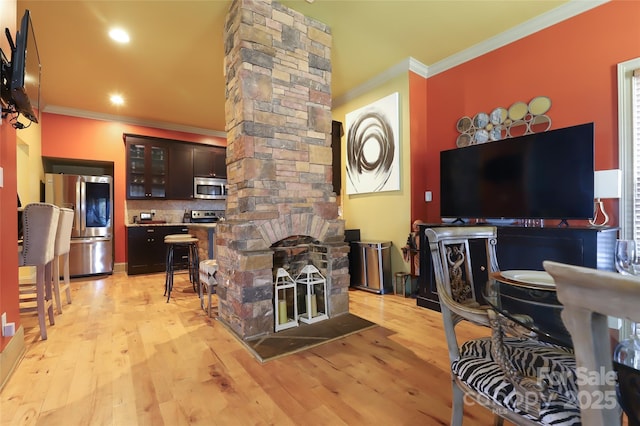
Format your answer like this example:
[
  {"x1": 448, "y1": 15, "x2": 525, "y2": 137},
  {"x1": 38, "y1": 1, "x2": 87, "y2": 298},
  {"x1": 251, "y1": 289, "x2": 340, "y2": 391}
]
[
  {"x1": 18, "y1": 203, "x2": 60, "y2": 340},
  {"x1": 425, "y1": 226, "x2": 580, "y2": 426},
  {"x1": 545, "y1": 260, "x2": 636, "y2": 426},
  {"x1": 52, "y1": 208, "x2": 74, "y2": 313}
]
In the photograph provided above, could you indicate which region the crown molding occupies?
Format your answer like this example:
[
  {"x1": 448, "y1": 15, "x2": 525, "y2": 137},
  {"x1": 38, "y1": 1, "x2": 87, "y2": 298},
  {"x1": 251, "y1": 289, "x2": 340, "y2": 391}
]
[
  {"x1": 428, "y1": 0, "x2": 608, "y2": 77},
  {"x1": 334, "y1": 0, "x2": 609, "y2": 108},
  {"x1": 43, "y1": 105, "x2": 228, "y2": 138},
  {"x1": 45, "y1": 0, "x2": 608, "y2": 132}
]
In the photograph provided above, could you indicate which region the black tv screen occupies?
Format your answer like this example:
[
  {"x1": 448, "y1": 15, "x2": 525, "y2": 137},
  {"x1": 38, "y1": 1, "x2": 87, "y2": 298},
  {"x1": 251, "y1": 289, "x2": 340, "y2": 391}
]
[
  {"x1": 440, "y1": 122, "x2": 594, "y2": 220},
  {"x1": 10, "y1": 9, "x2": 40, "y2": 124}
]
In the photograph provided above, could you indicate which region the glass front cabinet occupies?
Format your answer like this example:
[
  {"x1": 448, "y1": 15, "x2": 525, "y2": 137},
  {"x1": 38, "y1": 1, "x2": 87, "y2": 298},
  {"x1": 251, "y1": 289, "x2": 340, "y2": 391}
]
[{"x1": 126, "y1": 136, "x2": 168, "y2": 199}]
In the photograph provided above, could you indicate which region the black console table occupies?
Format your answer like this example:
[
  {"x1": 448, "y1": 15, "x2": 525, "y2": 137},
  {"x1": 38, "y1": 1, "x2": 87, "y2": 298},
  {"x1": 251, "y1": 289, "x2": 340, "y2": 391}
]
[{"x1": 416, "y1": 224, "x2": 618, "y2": 311}]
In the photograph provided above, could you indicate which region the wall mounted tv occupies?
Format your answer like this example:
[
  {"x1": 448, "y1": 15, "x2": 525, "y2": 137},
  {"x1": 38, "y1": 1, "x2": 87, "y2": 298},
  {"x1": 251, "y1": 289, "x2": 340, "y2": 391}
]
[
  {"x1": 0, "y1": 9, "x2": 40, "y2": 126},
  {"x1": 440, "y1": 122, "x2": 595, "y2": 221}
]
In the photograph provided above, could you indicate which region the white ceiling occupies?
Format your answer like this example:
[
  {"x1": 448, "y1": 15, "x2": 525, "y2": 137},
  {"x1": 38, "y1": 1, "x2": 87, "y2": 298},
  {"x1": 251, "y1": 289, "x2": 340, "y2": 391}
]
[{"x1": 14, "y1": 0, "x2": 602, "y2": 137}]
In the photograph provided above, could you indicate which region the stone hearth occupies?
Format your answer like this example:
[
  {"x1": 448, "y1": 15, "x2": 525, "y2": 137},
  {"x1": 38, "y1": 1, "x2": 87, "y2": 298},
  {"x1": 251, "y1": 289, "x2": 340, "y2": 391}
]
[{"x1": 216, "y1": 0, "x2": 349, "y2": 340}]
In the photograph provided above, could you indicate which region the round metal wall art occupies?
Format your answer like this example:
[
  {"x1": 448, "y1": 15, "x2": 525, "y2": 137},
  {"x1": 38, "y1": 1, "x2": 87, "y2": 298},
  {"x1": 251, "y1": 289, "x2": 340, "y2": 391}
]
[{"x1": 455, "y1": 96, "x2": 552, "y2": 147}]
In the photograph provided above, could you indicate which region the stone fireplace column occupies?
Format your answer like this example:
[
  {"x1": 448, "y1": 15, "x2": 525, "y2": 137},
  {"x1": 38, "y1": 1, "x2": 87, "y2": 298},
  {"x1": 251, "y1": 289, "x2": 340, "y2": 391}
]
[{"x1": 217, "y1": 0, "x2": 349, "y2": 340}]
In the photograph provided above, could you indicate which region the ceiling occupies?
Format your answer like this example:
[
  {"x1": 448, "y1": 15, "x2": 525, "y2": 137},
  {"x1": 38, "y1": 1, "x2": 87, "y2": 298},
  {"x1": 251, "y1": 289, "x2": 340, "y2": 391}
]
[{"x1": 15, "y1": 0, "x2": 582, "y2": 136}]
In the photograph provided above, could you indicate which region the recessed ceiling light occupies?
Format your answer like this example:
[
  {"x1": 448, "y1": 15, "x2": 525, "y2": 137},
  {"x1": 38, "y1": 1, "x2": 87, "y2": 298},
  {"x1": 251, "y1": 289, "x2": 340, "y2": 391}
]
[
  {"x1": 109, "y1": 28, "x2": 130, "y2": 44},
  {"x1": 110, "y1": 94, "x2": 124, "y2": 105}
]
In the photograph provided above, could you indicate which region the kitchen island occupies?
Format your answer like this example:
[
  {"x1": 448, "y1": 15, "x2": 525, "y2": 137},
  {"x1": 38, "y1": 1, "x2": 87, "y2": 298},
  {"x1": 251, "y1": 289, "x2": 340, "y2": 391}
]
[
  {"x1": 125, "y1": 222, "x2": 217, "y2": 275},
  {"x1": 186, "y1": 223, "x2": 217, "y2": 261}
]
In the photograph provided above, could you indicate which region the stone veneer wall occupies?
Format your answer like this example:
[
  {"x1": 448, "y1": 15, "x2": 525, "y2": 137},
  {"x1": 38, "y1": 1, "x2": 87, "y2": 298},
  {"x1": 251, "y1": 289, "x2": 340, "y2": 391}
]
[{"x1": 216, "y1": 0, "x2": 349, "y2": 340}]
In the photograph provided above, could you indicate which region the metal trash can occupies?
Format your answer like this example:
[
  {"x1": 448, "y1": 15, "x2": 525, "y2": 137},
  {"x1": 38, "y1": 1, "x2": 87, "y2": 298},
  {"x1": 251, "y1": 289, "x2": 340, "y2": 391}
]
[{"x1": 351, "y1": 241, "x2": 392, "y2": 294}]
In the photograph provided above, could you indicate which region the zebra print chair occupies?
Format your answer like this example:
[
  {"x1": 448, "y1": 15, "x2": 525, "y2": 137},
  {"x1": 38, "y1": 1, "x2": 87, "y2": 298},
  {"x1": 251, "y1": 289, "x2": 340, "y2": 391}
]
[{"x1": 425, "y1": 226, "x2": 581, "y2": 426}]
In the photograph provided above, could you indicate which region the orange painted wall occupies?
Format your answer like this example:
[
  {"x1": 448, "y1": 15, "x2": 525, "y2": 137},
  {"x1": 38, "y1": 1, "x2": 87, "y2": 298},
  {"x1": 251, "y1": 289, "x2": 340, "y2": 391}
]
[
  {"x1": 40, "y1": 113, "x2": 226, "y2": 264},
  {"x1": 412, "y1": 0, "x2": 640, "y2": 226},
  {"x1": 409, "y1": 71, "x2": 428, "y2": 223},
  {"x1": 0, "y1": 0, "x2": 19, "y2": 352}
]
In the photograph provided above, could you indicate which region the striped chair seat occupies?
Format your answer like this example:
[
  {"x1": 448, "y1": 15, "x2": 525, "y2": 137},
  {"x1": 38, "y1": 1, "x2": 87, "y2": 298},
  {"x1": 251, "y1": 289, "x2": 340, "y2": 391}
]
[{"x1": 453, "y1": 337, "x2": 581, "y2": 425}]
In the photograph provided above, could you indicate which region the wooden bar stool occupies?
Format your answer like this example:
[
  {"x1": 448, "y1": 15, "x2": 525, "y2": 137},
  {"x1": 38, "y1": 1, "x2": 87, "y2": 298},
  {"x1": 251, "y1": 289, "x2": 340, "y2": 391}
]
[
  {"x1": 164, "y1": 234, "x2": 199, "y2": 302},
  {"x1": 198, "y1": 259, "x2": 218, "y2": 317},
  {"x1": 52, "y1": 208, "x2": 74, "y2": 314},
  {"x1": 18, "y1": 203, "x2": 60, "y2": 340}
]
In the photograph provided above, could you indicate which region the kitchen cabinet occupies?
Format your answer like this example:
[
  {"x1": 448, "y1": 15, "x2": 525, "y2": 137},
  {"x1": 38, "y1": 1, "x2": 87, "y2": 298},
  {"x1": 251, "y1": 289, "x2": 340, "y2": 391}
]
[
  {"x1": 125, "y1": 133, "x2": 227, "y2": 200},
  {"x1": 127, "y1": 225, "x2": 190, "y2": 275},
  {"x1": 168, "y1": 144, "x2": 194, "y2": 199},
  {"x1": 194, "y1": 146, "x2": 226, "y2": 178},
  {"x1": 416, "y1": 224, "x2": 618, "y2": 311},
  {"x1": 126, "y1": 136, "x2": 168, "y2": 199}
]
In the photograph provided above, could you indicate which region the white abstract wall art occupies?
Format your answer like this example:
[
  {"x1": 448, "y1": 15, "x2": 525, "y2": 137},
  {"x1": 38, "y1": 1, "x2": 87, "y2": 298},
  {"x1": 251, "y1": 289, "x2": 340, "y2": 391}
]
[{"x1": 345, "y1": 92, "x2": 400, "y2": 195}]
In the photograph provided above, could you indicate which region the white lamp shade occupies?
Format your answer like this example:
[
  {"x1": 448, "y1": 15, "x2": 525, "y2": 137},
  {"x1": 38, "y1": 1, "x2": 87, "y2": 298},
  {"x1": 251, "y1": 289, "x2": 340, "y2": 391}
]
[{"x1": 594, "y1": 169, "x2": 622, "y2": 199}]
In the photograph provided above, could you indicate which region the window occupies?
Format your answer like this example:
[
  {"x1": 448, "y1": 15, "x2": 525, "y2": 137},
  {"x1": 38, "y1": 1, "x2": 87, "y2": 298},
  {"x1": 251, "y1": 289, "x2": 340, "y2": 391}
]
[
  {"x1": 616, "y1": 57, "x2": 640, "y2": 338},
  {"x1": 618, "y1": 57, "x2": 640, "y2": 240}
]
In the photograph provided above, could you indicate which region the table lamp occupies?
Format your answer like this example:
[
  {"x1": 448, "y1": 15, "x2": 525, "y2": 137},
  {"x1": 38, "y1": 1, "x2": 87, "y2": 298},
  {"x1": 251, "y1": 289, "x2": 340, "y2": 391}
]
[{"x1": 589, "y1": 169, "x2": 622, "y2": 226}]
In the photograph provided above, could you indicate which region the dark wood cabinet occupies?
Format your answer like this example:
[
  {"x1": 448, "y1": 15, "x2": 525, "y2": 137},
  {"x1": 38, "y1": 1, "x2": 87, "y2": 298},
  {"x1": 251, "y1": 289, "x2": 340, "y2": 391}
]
[
  {"x1": 125, "y1": 133, "x2": 227, "y2": 200},
  {"x1": 168, "y1": 144, "x2": 194, "y2": 199},
  {"x1": 194, "y1": 146, "x2": 226, "y2": 178},
  {"x1": 416, "y1": 224, "x2": 618, "y2": 311},
  {"x1": 127, "y1": 225, "x2": 189, "y2": 275},
  {"x1": 125, "y1": 136, "x2": 168, "y2": 199}
]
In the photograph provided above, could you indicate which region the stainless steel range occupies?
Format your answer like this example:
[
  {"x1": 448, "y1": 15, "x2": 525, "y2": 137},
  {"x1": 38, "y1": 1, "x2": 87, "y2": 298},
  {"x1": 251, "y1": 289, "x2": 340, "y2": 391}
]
[{"x1": 190, "y1": 209, "x2": 225, "y2": 223}]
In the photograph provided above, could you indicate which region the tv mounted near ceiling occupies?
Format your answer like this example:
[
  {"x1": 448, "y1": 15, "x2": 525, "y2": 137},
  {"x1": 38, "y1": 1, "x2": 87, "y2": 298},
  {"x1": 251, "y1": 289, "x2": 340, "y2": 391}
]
[
  {"x1": 1, "y1": 9, "x2": 41, "y2": 127},
  {"x1": 440, "y1": 122, "x2": 595, "y2": 223}
]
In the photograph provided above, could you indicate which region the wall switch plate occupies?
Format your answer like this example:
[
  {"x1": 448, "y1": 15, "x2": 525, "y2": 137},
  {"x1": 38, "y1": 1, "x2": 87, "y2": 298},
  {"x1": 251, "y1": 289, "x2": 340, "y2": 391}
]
[
  {"x1": 3, "y1": 323, "x2": 15, "y2": 337},
  {"x1": 425, "y1": 191, "x2": 432, "y2": 202},
  {"x1": 0, "y1": 167, "x2": 3, "y2": 188}
]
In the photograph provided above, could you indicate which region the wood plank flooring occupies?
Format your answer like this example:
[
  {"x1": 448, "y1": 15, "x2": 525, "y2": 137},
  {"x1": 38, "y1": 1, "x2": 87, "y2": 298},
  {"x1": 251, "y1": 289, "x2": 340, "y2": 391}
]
[{"x1": 1, "y1": 271, "x2": 502, "y2": 426}]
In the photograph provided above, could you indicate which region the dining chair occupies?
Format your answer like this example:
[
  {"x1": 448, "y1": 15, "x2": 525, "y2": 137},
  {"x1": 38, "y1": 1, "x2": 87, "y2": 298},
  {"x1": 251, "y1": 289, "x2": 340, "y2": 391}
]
[
  {"x1": 52, "y1": 208, "x2": 74, "y2": 313},
  {"x1": 425, "y1": 226, "x2": 580, "y2": 426},
  {"x1": 544, "y1": 260, "x2": 638, "y2": 426},
  {"x1": 18, "y1": 203, "x2": 60, "y2": 340}
]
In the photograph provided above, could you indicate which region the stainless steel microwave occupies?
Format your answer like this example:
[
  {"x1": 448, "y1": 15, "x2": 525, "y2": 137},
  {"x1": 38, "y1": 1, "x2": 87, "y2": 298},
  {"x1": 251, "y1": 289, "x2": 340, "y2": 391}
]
[{"x1": 194, "y1": 177, "x2": 227, "y2": 199}]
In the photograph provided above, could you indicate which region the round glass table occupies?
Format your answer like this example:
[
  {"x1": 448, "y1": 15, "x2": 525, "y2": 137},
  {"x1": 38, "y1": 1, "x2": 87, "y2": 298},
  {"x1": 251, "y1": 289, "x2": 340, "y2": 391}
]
[{"x1": 485, "y1": 270, "x2": 572, "y2": 348}]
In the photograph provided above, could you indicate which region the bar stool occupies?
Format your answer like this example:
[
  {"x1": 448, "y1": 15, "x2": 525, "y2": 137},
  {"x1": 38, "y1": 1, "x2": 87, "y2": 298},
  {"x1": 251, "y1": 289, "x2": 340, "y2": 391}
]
[
  {"x1": 164, "y1": 234, "x2": 199, "y2": 302},
  {"x1": 52, "y1": 208, "x2": 74, "y2": 313},
  {"x1": 18, "y1": 203, "x2": 60, "y2": 340},
  {"x1": 198, "y1": 259, "x2": 218, "y2": 317}
]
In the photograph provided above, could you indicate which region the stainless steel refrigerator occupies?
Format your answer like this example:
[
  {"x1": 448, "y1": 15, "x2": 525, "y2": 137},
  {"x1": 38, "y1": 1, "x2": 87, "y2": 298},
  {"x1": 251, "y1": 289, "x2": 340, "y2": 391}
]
[{"x1": 45, "y1": 173, "x2": 113, "y2": 277}]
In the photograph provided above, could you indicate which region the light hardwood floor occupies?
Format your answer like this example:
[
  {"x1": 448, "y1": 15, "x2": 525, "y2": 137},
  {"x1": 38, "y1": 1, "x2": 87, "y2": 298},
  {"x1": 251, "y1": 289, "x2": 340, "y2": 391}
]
[{"x1": 1, "y1": 271, "x2": 500, "y2": 426}]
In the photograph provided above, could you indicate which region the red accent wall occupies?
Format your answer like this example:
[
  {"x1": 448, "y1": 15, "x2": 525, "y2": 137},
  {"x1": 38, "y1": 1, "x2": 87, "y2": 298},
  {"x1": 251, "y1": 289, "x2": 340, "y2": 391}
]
[
  {"x1": 40, "y1": 113, "x2": 226, "y2": 264},
  {"x1": 411, "y1": 0, "x2": 640, "y2": 226},
  {"x1": 0, "y1": 0, "x2": 19, "y2": 351}
]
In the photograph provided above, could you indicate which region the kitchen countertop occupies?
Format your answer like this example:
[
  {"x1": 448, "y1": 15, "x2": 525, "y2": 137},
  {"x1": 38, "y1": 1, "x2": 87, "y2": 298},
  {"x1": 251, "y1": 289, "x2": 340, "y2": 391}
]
[{"x1": 126, "y1": 222, "x2": 218, "y2": 228}]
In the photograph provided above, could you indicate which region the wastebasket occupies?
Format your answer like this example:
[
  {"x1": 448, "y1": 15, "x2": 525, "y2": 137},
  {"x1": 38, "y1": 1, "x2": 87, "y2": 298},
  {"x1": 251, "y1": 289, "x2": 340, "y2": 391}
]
[{"x1": 351, "y1": 241, "x2": 392, "y2": 294}]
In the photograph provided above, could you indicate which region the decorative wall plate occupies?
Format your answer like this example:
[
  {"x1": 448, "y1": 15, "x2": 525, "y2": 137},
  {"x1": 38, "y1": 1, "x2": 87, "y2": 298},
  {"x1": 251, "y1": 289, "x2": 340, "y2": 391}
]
[
  {"x1": 473, "y1": 112, "x2": 489, "y2": 129},
  {"x1": 456, "y1": 133, "x2": 472, "y2": 147},
  {"x1": 508, "y1": 101, "x2": 528, "y2": 121},
  {"x1": 455, "y1": 96, "x2": 551, "y2": 147},
  {"x1": 456, "y1": 116, "x2": 472, "y2": 133},
  {"x1": 474, "y1": 129, "x2": 489, "y2": 144},
  {"x1": 528, "y1": 114, "x2": 552, "y2": 133},
  {"x1": 490, "y1": 107, "x2": 507, "y2": 125},
  {"x1": 528, "y1": 96, "x2": 552, "y2": 115},
  {"x1": 489, "y1": 126, "x2": 503, "y2": 141}
]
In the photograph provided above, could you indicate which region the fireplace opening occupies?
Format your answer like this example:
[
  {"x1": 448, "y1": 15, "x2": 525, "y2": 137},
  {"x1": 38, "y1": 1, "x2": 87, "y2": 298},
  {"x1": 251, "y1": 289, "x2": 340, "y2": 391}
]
[{"x1": 272, "y1": 235, "x2": 330, "y2": 329}]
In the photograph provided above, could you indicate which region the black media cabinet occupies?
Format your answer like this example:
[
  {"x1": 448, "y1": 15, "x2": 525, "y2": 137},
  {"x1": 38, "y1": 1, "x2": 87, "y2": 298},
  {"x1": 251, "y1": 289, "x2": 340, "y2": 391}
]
[{"x1": 416, "y1": 224, "x2": 618, "y2": 311}]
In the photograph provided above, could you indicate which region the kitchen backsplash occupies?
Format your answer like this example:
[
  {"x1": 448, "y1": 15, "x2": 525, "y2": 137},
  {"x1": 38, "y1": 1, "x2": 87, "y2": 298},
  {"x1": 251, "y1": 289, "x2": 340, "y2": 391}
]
[{"x1": 126, "y1": 199, "x2": 226, "y2": 224}]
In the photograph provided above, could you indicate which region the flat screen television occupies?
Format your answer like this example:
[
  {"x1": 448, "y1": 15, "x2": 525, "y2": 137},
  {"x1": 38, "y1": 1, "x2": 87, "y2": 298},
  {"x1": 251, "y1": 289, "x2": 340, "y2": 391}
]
[
  {"x1": 440, "y1": 122, "x2": 594, "y2": 221},
  {"x1": 10, "y1": 9, "x2": 40, "y2": 124},
  {"x1": 1, "y1": 9, "x2": 40, "y2": 124}
]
